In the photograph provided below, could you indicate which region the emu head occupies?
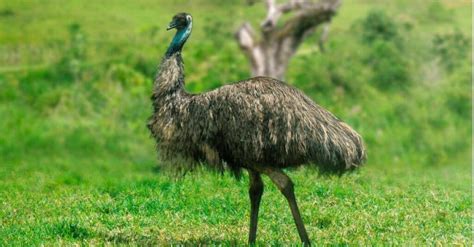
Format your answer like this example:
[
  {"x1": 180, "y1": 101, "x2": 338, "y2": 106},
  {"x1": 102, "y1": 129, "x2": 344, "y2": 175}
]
[
  {"x1": 167, "y1": 12, "x2": 192, "y2": 31},
  {"x1": 165, "y1": 13, "x2": 193, "y2": 58}
]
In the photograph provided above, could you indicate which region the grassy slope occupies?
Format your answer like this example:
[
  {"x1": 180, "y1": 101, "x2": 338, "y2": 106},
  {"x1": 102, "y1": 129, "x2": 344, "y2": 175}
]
[{"x1": 0, "y1": 0, "x2": 471, "y2": 245}]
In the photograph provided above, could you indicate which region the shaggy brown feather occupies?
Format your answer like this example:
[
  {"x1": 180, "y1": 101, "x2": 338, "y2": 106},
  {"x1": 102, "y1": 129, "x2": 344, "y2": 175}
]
[{"x1": 147, "y1": 53, "x2": 366, "y2": 178}]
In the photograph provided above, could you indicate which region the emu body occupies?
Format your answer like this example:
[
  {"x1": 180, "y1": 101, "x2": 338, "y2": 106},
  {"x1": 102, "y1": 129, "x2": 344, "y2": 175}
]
[{"x1": 148, "y1": 13, "x2": 366, "y2": 245}]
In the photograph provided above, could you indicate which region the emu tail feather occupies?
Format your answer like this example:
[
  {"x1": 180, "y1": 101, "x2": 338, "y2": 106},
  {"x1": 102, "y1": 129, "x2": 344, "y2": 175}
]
[{"x1": 311, "y1": 121, "x2": 366, "y2": 175}]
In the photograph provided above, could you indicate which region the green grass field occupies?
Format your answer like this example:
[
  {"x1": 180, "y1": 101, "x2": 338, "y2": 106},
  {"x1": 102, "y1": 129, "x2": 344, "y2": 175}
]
[{"x1": 0, "y1": 0, "x2": 471, "y2": 245}]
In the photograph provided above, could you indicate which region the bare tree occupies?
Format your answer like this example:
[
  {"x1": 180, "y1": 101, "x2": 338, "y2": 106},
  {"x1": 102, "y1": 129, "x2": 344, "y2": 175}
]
[{"x1": 235, "y1": 0, "x2": 342, "y2": 80}]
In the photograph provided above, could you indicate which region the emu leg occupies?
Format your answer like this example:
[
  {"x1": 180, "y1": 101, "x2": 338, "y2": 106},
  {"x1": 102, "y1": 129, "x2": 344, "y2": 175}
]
[
  {"x1": 248, "y1": 170, "x2": 264, "y2": 245},
  {"x1": 264, "y1": 168, "x2": 310, "y2": 245}
]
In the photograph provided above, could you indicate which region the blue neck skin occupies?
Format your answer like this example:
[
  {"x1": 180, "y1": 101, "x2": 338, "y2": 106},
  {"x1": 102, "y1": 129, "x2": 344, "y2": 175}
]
[{"x1": 165, "y1": 22, "x2": 192, "y2": 58}]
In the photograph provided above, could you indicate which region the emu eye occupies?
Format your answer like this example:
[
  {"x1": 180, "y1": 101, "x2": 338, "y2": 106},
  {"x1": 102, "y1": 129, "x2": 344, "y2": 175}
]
[{"x1": 186, "y1": 15, "x2": 192, "y2": 23}]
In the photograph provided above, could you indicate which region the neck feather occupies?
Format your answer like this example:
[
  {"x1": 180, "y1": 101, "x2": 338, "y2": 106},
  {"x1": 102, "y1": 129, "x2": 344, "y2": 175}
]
[
  {"x1": 152, "y1": 53, "x2": 185, "y2": 102},
  {"x1": 152, "y1": 23, "x2": 192, "y2": 108}
]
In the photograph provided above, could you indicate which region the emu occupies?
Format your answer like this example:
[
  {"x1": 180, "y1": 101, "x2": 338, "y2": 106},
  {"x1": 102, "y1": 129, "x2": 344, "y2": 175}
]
[{"x1": 147, "y1": 13, "x2": 366, "y2": 245}]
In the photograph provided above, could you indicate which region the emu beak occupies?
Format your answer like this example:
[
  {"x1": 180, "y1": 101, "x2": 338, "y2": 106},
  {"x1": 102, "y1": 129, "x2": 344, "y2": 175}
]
[{"x1": 167, "y1": 21, "x2": 177, "y2": 31}]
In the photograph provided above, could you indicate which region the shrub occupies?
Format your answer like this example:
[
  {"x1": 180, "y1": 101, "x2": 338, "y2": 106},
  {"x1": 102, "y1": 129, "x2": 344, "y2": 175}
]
[
  {"x1": 433, "y1": 31, "x2": 470, "y2": 71},
  {"x1": 366, "y1": 41, "x2": 410, "y2": 91},
  {"x1": 55, "y1": 23, "x2": 87, "y2": 81},
  {"x1": 106, "y1": 63, "x2": 146, "y2": 89},
  {"x1": 0, "y1": 8, "x2": 14, "y2": 17},
  {"x1": 359, "y1": 10, "x2": 399, "y2": 44},
  {"x1": 443, "y1": 63, "x2": 471, "y2": 118},
  {"x1": 356, "y1": 10, "x2": 411, "y2": 91}
]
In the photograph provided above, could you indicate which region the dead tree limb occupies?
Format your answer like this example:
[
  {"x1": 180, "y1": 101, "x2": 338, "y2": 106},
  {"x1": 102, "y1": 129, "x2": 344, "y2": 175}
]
[{"x1": 236, "y1": 0, "x2": 342, "y2": 80}]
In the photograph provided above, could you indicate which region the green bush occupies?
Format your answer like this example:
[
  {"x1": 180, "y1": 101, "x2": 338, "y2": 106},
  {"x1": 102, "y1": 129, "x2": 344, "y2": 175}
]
[
  {"x1": 359, "y1": 10, "x2": 399, "y2": 44},
  {"x1": 366, "y1": 41, "x2": 410, "y2": 90},
  {"x1": 443, "y1": 63, "x2": 471, "y2": 118},
  {"x1": 433, "y1": 30, "x2": 470, "y2": 71},
  {"x1": 106, "y1": 63, "x2": 146, "y2": 88},
  {"x1": 55, "y1": 23, "x2": 87, "y2": 82},
  {"x1": 355, "y1": 10, "x2": 410, "y2": 91}
]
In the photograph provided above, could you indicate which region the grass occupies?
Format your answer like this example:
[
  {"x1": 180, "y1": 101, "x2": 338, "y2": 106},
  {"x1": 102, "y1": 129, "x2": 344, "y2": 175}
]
[
  {"x1": 0, "y1": 155, "x2": 470, "y2": 245},
  {"x1": 0, "y1": 0, "x2": 471, "y2": 245}
]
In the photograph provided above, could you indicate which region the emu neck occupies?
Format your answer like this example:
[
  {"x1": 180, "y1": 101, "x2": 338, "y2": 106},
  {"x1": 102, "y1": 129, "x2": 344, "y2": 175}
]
[
  {"x1": 153, "y1": 53, "x2": 186, "y2": 99},
  {"x1": 152, "y1": 23, "x2": 192, "y2": 109},
  {"x1": 166, "y1": 23, "x2": 192, "y2": 58}
]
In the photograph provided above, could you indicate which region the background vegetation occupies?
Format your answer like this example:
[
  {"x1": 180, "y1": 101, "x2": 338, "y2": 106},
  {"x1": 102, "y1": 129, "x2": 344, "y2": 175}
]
[{"x1": 0, "y1": 0, "x2": 471, "y2": 245}]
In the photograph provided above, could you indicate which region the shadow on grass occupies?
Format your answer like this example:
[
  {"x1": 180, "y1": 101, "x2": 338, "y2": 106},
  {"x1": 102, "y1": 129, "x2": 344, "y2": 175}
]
[
  {"x1": 169, "y1": 238, "x2": 241, "y2": 246},
  {"x1": 103, "y1": 232, "x2": 243, "y2": 246}
]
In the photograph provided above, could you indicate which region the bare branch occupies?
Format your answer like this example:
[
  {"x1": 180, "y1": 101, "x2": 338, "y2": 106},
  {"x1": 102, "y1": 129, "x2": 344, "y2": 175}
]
[
  {"x1": 261, "y1": 0, "x2": 279, "y2": 31},
  {"x1": 235, "y1": 23, "x2": 265, "y2": 76},
  {"x1": 264, "y1": 0, "x2": 276, "y2": 10},
  {"x1": 261, "y1": 0, "x2": 309, "y2": 31},
  {"x1": 273, "y1": 0, "x2": 340, "y2": 43},
  {"x1": 235, "y1": 22, "x2": 256, "y2": 51},
  {"x1": 318, "y1": 22, "x2": 331, "y2": 52}
]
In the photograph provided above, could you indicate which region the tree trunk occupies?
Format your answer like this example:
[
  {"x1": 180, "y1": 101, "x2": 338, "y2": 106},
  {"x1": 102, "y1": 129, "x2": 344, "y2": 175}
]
[{"x1": 235, "y1": 0, "x2": 342, "y2": 80}]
